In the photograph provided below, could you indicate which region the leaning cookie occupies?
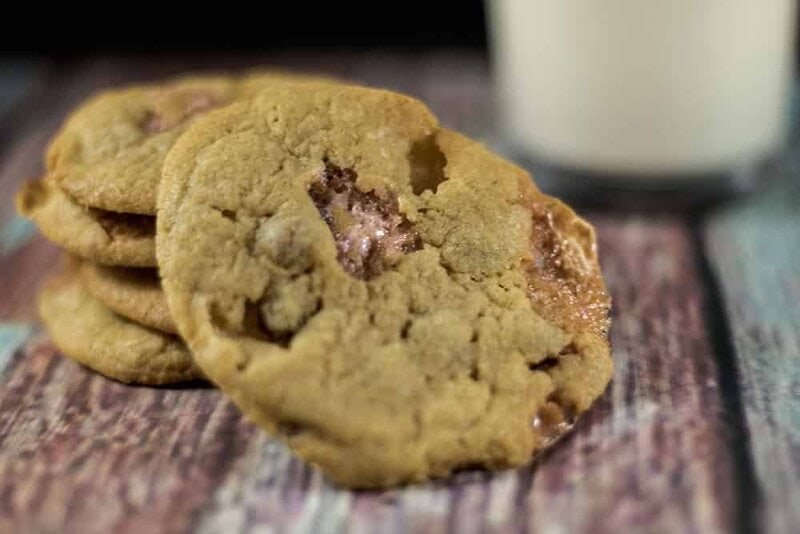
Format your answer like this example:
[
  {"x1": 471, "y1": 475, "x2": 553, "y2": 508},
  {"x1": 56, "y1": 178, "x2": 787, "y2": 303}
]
[
  {"x1": 47, "y1": 72, "x2": 333, "y2": 215},
  {"x1": 78, "y1": 261, "x2": 175, "y2": 334},
  {"x1": 38, "y1": 271, "x2": 200, "y2": 385},
  {"x1": 157, "y1": 83, "x2": 612, "y2": 488},
  {"x1": 16, "y1": 179, "x2": 156, "y2": 267}
]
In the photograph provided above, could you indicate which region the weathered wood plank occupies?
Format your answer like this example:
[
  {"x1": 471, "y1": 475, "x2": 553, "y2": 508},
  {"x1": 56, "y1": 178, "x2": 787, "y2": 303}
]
[
  {"x1": 0, "y1": 237, "x2": 60, "y2": 323},
  {"x1": 0, "y1": 336, "x2": 257, "y2": 534},
  {"x1": 0, "y1": 198, "x2": 743, "y2": 530},
  {"x1": 704, "y1": 175, "x2": 800, "y2": 534},
  {"x1": 0, "y1": 324, "x2": 31, "y2": 375}
]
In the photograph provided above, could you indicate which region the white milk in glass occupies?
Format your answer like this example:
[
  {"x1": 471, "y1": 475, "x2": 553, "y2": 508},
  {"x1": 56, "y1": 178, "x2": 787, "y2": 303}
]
[{"x1": 488, "y1": 0, "x2": 797, "y2": 176}]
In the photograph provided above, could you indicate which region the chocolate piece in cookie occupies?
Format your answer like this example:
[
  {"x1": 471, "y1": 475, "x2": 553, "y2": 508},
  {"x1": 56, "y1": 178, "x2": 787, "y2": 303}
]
[
  {"x1": 308, "y1": 161, "x2": 421, "y2": 279},
  {"x1": 524, "y1": 195, "x2": 610, "y2": 337},
  {"x1": 157, "y1": 83, "x2": 612, "y2": 488}
]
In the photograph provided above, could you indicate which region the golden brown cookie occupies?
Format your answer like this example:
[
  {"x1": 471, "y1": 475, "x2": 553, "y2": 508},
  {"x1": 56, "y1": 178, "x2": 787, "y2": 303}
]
[
  {"x1": 38, "y1": 270, "x2": 201, "y2": 385},
  {"x1": 78, "y1": 261, "x2": 175, "y2": 334},
  {"x1": 16, "y1": 179, "x2": 156, "y2": 267},
  {"x1": 157, "y1": 83, "x2": 612, "y2": 488},
  {"x1": 47, "y1": 72, "x2": 332, "y2": 215}
]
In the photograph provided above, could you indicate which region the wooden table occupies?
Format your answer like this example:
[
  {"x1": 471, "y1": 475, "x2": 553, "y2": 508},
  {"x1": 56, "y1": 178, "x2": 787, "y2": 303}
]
[{"x1": 0, "y1": 54, "x2": 798, "y2": 534}]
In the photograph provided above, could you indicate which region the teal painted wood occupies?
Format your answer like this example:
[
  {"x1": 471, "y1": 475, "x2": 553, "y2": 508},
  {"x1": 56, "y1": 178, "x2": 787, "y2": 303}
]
[
  {"x1": 0, "y1": 323, "x2": 33, "y2": 375},
  {"x1": 0, "y1": 216, "x2": 35, "y2": 256},
  {"x1": 704, "y1": 175, "x2": 800, "y2": 534}
]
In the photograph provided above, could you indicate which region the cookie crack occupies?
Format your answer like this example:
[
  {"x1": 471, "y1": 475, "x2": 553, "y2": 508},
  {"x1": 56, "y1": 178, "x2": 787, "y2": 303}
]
[
  {"x1": 409, "y1": 134, "x2": 448, "y2": 195},
  {"x1": 527, "y1": 356, "x2": 559, "y2": 373},
  {"x1": 211, "y1": 206, "x2": 238, "y2": 222},
  {"x1": 244, "y1": 300, "x2": 292, "y2": 348}
]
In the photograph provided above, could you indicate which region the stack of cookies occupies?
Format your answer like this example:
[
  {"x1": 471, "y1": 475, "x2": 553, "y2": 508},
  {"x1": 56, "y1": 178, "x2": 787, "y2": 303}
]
[
  {"x1": 18, "y1": 73, "x2": 613, "y2": 488},
  {"x1": 18, "y1": 73, "x2": 321, "y2": 385}
]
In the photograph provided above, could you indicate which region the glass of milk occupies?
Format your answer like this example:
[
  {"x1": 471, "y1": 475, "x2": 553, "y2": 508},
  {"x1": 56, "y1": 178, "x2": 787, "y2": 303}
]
[{"x1": 487, "y1": 0, "x2": 797, "y2": 196}]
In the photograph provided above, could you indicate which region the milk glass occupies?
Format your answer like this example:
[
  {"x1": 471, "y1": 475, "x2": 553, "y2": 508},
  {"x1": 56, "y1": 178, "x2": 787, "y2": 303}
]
[{"x1": 487, "y1": 0, "x2": 797, "y2": 195}]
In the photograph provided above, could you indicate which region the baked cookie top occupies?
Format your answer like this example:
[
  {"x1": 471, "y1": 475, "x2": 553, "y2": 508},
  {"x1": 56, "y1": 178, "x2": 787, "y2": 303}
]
[
  {"x1": 79, "y1": 262, "x2": 175, "y2": 334},
  {"x1": 47, "y1": 72, "x2": 329, "y2": 215},
  {"x1": 16, "y1": 179, "x2": 156, "y2": 267},
  {"x1": 38, "y1": 268, "x2": 201, "y2": 385},
  {"x1": 157, "y1": 83, "x2": 611, "y2": 488}
]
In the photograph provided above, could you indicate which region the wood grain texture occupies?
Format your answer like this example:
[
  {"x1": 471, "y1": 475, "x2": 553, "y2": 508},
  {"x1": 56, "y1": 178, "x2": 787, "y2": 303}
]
[
  {"x1": 704, "y1": 176, "x2": 800, "y2": 534},
  {"x1": 0, "y1": 335, "x2": 256, "y2": 534},
  {"x1": 0, "y1": 215, "x2": 741, "y2": 533}
]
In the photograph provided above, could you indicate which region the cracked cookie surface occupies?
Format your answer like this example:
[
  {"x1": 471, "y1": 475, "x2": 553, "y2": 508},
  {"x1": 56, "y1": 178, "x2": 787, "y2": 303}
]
[
  {"x1": 38, "y1": 268, "x2": 201, "y2": 385},
  {"x1": 16, "y1": 179, "x2": 156, "y2": 267},
  {"x1": 157, "y1": 83, "x2": 612, "y2": 488},
  {"x1": 79, "y1": 261, "x2": 175, "y2": 333},
  {"x1": 47, "y1": 72, "x2": 332, "y2": 215}
]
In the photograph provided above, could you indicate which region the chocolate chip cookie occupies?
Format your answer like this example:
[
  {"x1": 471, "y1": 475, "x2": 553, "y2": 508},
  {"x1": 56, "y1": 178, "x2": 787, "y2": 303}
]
[
  {"x1": 16, "y1": 179, "x2": 156, "y2": 267},
  {"x1": 47, "y1": 72, "x2": 331, "y2": 215},
  {"x1": 38, "y1": 267, "x2": 200, "y2": 385},
  {"x1": 78, "y1": 261, "x2": 175, "y2": 334},
  {"x1": 157, "y1": 83, "x2": 612, "y2": 488}
]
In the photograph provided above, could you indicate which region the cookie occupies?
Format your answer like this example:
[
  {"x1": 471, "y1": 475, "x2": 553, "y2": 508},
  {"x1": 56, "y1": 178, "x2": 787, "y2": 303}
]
[
  {"x1": 79, "y1": 261, "x2": 175, "y2": 334},
  {"x1": 157, "y1": 84, "x2": 612, "y2": 488},
  {"x1": 38, "y1": 269, "x2": 201, "y2": 385},
  {"x1": 15, "y1": 179, "x2": 156, "y2": 267},
  {"x1": 47, "y1": 72, "x2": 331, "y2": 215}
]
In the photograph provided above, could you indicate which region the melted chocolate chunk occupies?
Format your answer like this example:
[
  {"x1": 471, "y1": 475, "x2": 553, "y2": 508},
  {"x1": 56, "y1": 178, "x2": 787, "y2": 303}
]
[
  {"x1": 524, "y1": 200, "x2": 610, "y2": 336},
  {"x1": 532, "y1": 398, "x2": 576, "y2": 449},
  {"x1": 308, "y1": 162, "x2": 421, "y2": 279}
]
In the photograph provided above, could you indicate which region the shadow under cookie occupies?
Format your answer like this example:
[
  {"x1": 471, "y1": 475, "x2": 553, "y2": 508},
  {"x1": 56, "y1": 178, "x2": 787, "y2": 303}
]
[
  {"x1": 37, "y1": 271, "x2": 201, "y2": 385},
  {"x1": 16, "y1": 179, "x2": 156, "y2": 267}
]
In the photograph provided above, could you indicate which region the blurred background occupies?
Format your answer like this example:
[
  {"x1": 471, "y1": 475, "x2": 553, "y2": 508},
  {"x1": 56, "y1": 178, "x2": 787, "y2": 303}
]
[{"x1": 2, "y1": 0, "x2": 798, "y2": 207}]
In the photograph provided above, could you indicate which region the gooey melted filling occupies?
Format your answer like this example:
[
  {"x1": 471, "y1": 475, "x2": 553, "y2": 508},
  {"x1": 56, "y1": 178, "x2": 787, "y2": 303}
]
[
  {"x1": 308, "y1": 162, "x2": 421, "y2": 280},
  {"x1": 525, "y1": 199, "x2": 610, "y2": 336}
]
